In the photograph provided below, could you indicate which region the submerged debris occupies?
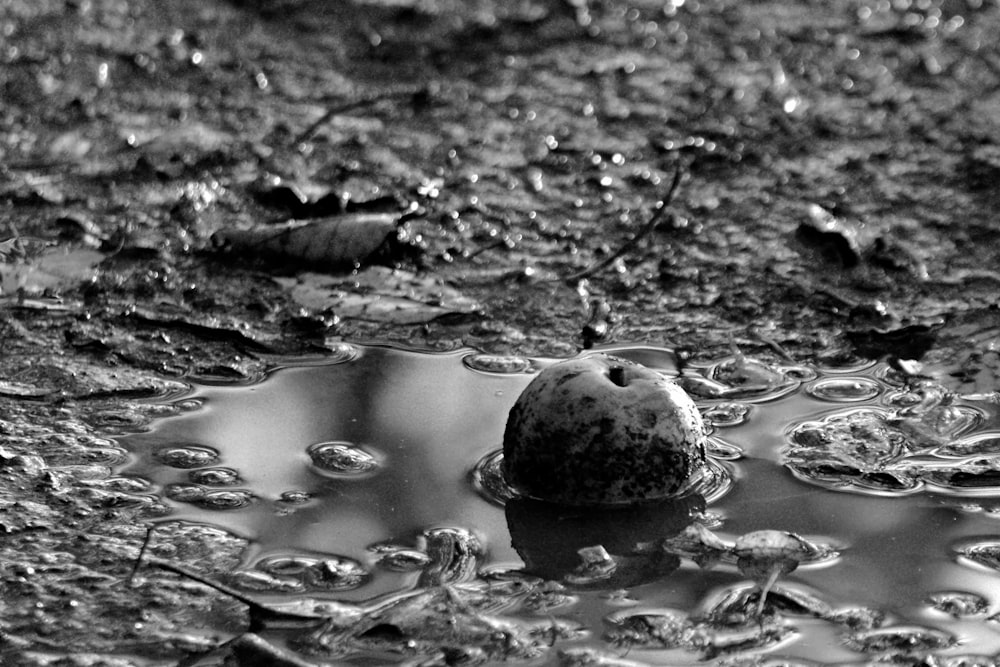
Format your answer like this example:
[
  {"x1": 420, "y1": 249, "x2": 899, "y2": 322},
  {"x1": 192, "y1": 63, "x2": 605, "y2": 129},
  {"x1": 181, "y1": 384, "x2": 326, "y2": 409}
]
[{"x1": 785, "y1": 375, "x2": 998, "y2": 494}]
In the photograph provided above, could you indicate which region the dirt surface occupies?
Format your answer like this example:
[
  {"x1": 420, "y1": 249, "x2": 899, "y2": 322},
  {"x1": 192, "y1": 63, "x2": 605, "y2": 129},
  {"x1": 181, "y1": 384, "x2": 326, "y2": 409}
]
[{"x1": 2, "y1": 0, "x2": 1000, "y2": 664}]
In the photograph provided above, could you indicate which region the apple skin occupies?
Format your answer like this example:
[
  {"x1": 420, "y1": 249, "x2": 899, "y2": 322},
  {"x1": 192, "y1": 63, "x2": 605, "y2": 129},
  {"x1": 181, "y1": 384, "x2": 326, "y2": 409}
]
[{"x1": 503, "y1": 354, "x2": 707, "y2": 506}]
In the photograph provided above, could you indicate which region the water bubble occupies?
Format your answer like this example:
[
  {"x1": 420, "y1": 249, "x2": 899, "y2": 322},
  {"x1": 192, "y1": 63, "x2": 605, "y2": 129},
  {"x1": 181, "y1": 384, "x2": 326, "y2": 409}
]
[
  {"x1": 188, "y1": 467, "x2": 240, "y2": 486},
  {"x1": 154, "y1": 445, "x2": 220, "y2": 469},
  {"x1": 164, "y1": 483, "x2": 206, "y2": 503},
  {"x1": 702, "y1": 402, "x2": 751, "y2": 427},
  {"x1": 926, "y1": 591, "x2": 988, "y2": 617},
  {"x1": 462, "y1": 353, "x2": 533, "y2": 374},
  {"x1": 807, "y1": 378, "x2": 882, "y2": 402},
  {"x1": 196, "y1": 490, "x2": 253, "y2": 510},
  {"x1": 307, "y1": 441, "x2": 380, "y2": 477}
]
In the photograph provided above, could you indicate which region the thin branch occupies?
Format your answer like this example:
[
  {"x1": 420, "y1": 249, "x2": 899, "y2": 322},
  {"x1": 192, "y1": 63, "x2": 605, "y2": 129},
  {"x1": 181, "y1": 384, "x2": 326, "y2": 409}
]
[
  {"x1": 293, "y1": 86, "x2": 427, "y2": 146},
  {"x1": 559, "y1": 162, "x2": 687, "y2": 285}
]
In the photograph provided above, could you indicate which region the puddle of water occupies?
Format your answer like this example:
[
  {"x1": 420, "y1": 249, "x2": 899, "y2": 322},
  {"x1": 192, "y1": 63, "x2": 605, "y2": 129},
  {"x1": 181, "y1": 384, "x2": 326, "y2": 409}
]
[{"x1": 120, "y1": 343, "x2": 1000, "y2": 664}]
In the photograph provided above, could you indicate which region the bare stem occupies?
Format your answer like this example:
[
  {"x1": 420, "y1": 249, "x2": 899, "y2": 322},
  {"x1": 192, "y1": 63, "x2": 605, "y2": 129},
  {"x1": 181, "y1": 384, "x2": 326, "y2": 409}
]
[{"x1": 560, "y1": 162, "x2": 688, "y2": 285}]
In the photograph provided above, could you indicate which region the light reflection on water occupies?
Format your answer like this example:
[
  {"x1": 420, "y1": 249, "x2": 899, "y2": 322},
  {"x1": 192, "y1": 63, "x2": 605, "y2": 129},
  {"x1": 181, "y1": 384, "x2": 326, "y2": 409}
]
[{"x1": 121, "y1": 343, "x2": 1000, "y2": 663}]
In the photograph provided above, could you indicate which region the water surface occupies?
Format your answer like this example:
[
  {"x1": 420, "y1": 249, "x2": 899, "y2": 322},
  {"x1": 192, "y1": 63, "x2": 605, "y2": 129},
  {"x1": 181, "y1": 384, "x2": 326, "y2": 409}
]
[{"x1": 121, "y1": 343, "x2": 1000, "y2": 664}]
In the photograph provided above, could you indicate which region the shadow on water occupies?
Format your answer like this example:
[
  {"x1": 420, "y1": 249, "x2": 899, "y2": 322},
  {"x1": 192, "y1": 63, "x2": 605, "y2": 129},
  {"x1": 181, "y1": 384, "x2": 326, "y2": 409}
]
[{"x1": 120, "y1": 343, "x2": 1000, "y2": 662}]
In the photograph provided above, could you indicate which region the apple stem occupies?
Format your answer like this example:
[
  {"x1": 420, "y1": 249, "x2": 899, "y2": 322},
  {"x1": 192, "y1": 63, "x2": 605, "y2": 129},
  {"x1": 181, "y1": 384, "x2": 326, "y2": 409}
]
[{"x1": 608, "y1": 366, "x2": 627, "y2": 387}]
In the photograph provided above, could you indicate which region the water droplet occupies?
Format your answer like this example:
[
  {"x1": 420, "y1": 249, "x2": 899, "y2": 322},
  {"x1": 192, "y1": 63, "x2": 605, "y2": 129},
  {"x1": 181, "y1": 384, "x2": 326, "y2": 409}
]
[
  {"x1": 196, "y1": 490, "x2": 253, "y2": 510},
  {"x1": 307, "y1": 441, "x2": 380, "y2": 477},
  {"x1": 164, "y1": 483, "x2": 206, "y2": 503},
  {"x1": 188, "y1": 467, "x2": 240, "y2": 486},
  {"x1": 462, "y1": 353, "x2": 533, "y2": 374},
  {"x1": 807, "y1": 378, "x2": 882, "y2": 402},
  {"x1": 154, "y1": 445, "x2": 220, "y2": 469},
  {"x1": 702, "y1": 402, "x2": 751, "y2": 427}
]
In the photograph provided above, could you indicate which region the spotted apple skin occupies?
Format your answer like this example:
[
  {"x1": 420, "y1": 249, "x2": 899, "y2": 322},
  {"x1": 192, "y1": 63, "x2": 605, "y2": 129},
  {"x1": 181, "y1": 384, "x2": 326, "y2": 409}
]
[{"x1": 503, "y1": 354, "x2": 707, "y2": 506}]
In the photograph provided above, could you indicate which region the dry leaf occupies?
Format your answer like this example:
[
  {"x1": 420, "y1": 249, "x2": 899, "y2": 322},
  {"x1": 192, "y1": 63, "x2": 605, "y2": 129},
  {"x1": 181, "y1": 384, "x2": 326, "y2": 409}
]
[
  {"x1": 275, "y1": 267, "x2": 481, "y2": 325},
  {"x1": 212, "y1": 213, "x2": 400, "y2": 271}
]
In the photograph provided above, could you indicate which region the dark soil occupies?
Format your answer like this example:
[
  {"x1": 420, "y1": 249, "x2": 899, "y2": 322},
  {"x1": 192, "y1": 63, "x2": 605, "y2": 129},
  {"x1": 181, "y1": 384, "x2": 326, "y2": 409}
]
[{"x1": 1, "y1": 0, "x2": 999, "y2": 664}]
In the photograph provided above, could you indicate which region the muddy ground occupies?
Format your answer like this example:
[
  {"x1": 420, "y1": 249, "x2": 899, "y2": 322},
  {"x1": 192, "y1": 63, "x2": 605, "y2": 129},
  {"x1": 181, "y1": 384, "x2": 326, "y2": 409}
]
[{"x1": 1, "y1": 0, "x2": 999, "y2": 664}]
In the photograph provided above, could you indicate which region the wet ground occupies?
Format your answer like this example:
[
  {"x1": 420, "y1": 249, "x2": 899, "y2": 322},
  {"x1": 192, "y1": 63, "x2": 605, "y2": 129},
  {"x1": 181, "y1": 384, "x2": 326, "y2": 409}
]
[{"x1": 2, "y1": 0, "x2": 1000, "y2": 664}]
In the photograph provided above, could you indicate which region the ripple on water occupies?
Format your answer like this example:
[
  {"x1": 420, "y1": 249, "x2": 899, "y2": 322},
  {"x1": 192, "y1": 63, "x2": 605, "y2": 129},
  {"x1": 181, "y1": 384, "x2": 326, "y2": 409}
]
[
  {"x1": 256, "y1": 554, "x2": 369, "y2": 591},
  {"x1": 470, "y1": 447, "x2": 734, "y2": 507}
]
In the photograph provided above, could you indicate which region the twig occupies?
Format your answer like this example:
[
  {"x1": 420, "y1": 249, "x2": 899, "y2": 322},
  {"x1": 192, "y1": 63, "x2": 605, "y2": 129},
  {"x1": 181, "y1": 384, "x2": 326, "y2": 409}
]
[
  {"x1": 128, "y1": 525, "x2": 157, "y2": 587},
  {"x1": 293, "y1": 86, "x2": 427, "y2": 146},
  {"x1": 559, "y1": 162, "x2": 687, "y2": 285}
]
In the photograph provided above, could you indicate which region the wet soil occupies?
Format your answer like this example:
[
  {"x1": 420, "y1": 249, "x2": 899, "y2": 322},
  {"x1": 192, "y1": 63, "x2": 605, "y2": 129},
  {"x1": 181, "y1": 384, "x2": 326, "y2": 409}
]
[{"x1": 2, "y1": 0, "x2": 1000, "y2": 664}]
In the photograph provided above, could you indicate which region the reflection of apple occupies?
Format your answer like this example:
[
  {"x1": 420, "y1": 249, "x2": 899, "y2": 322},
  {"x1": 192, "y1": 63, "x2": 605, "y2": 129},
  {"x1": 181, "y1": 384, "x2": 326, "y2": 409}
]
[
  {"x1": 506, "y1": 494, "x2": 704, "y2": 586},
  {"x1": 503, "y1": 354, "x2": 707, "y2": 506}
]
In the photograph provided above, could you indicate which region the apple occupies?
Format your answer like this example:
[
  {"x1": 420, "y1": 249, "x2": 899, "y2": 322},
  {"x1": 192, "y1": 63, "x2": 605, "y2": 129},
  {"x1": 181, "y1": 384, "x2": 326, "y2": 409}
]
[{"x1": 502, "y1": 354, "x2": 707, "y2": 506}]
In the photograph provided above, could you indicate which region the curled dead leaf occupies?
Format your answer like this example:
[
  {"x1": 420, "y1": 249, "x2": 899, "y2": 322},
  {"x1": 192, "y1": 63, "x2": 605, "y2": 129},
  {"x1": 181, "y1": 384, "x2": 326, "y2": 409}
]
[{"x1": 212, "y1": 212, "x2": 411, "y2": 272}]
